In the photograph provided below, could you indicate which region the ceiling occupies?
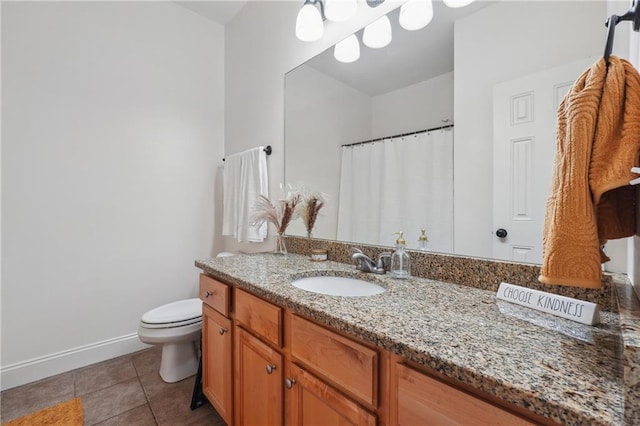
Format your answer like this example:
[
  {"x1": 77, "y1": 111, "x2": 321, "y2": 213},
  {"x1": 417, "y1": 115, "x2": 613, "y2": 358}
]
[
  {"x1": 174, "y1": 1, "x2": 248, "y2": 25},
  {"x1": 174, "y1": 0, "x2": 492, "y2": 96},
  {"x1": 305, "y1": 1, "x2": 491, "y2": 96}
]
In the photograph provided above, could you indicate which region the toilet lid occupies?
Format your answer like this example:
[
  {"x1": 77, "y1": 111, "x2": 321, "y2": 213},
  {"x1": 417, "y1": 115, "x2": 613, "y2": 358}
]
[{"x1": 141, "y1": 298, "x2": 202, "y2": 325}]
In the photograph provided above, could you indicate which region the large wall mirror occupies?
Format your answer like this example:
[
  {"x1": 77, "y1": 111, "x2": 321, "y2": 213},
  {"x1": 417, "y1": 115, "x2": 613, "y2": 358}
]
[{"x1": 285, "y1": 0, "x2": 606, "y2": 263}]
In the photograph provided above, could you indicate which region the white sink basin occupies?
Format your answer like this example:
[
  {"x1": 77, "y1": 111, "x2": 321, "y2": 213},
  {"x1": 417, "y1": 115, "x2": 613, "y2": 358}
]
[{"x1": 291, "y1": 276, "x2": 386, "y2": 297}]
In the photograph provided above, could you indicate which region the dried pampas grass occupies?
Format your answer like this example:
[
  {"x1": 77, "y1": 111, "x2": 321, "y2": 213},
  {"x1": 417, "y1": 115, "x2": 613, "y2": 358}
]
[
  {"x1": 253, "y1": 193, "x2": 302, "y2": 235},
  {"x1": 300, "y1": 193, "x2": 325, "y2": 237}
]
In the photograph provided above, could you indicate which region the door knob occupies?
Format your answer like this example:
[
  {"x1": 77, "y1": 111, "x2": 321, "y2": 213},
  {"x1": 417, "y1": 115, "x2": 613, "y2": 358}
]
[{"x1": 496, "y1": 228, "x2": 508, "y2": 238}]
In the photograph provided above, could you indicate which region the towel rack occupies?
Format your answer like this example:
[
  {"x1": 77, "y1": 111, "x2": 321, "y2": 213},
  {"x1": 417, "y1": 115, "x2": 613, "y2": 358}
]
[
  {"x1": 223, "y1": 145, "x2": 272, "y2": 162},
  {"x1": 604, "y1": 0, "x2": 640, "y2": 63}
]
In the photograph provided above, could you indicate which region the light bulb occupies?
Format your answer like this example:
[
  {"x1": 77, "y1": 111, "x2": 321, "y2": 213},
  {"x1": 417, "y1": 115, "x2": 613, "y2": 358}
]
[
  {"x1": 399, "y1": 0, "x2": 433, "y2": 31},
  {"x1": 325, "y1": 0, "x2": 358, "y2": 22},
  {"x1": 362, "y1": 15, "x2": 392, "y2": 49},
  {"x1": 295, "y1": 3, "x2": 324, "y2": 42},
  {"x1": 443, "y1": 0, "x2": 475, "y2": 8},
  {"x1": 334, "y1": 34, "x2": 360, "y2": 63}
]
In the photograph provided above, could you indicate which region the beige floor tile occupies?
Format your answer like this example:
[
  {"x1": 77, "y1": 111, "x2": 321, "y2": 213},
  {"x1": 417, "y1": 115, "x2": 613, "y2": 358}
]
[
  {"x1": 94, "y1": 404, "x2": 157, "y2": 426},
  {"x1": 82, "y1": 377, "x2": 147, "y2": 425},
  {"x1": 132, "y1": 347, "x2": 161, "y2": 377},
  {"x1": 147, "y1": 376, "x2": 221, "y2": 426},
  {"x1": 0, "y1": 371, "x2": 75, "y2": 423},
  {"x1": 75, "y1": 356, "x2": 138, "y2": 396},
  {"x1": 183, "y1": 410, "x2": 226, "y2": 426},
  {"x1": 139, "y1": 371, "x2": 197, "y2": 400}
]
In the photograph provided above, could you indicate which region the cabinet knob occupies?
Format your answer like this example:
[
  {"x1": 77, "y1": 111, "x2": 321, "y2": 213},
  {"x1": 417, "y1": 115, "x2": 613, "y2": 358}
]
[
  {"x1": 266, "y1": 364, "x2": 277, "y2": 374},
  {"x1": 218, "y1": 327, "x2": 228, "y2": 335},
  {"x1": 285, "y1": 378, "x2": 296, "y2": 389},
  {"x1": 205, "y1": 291, "x2": 213, "y2": 298}
]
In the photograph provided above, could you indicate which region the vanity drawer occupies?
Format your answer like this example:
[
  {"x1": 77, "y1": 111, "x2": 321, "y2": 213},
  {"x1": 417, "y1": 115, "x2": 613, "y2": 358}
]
[
  {"x1": 235, "y1": 289, "x2": 282, "y2": 348},
  {"x1": 199, "y1": 274, "x2": 230, "y2": 317},
  {"x1": 290, "y1": 314, "x2": 378, "y2": 407},
  {"x1": 392, "y1": 362, "x2": 536, "y2": 425}
]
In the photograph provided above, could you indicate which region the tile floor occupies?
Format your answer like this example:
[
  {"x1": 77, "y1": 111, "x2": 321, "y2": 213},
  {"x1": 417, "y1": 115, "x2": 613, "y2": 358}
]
[{"x1": 0, "y1": 347, "x2": 225, "y2": 425}]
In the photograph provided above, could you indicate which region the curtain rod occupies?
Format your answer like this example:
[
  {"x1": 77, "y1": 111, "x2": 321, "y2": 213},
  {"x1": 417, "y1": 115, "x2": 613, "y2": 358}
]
[
  {"x1": 223, "y1": 145, "x2": 272, "y2": 162},
  {"x1": 341, "y1": 124, "x2": 454, "y2": 148}
]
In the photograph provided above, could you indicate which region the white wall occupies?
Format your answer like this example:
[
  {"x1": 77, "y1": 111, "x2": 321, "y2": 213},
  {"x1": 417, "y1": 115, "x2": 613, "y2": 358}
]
[
  {"x1": 371, "y1": 71, "x2": 454, "y2": 137},
  {"x1": 285, "y1": 65, "x2": 371, "y2": 239},
  {"x1": 1, "y1": 2, "x2": 224, "y2": 389},
  {"x1": 223, "y1": 0, "x2": 399, "y2": 253},
  {"x1": 453, "y1": 1, "x2": 605, "y2": 258}
]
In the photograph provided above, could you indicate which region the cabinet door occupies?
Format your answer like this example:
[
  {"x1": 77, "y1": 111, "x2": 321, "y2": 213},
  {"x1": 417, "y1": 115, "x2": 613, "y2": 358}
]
[
  {"x1": 285, "y1": 363, "x2": 376, "y2": 426},
  {"x1": 391, "y1": 362, "x2": 535, "y2": 425},
  {"x1": 235, "y1": 327, "x2": 283, "y2": 426},
  {"x1": 202, "y1": 304, "x2": 233, "y2": 425},
  {"x1": 290, "y1": 314, "x2": 378, "y2": 407}
]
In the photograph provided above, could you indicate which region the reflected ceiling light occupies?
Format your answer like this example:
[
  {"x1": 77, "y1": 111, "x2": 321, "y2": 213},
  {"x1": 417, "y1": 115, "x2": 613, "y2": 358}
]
[
  {"x1": 296, "y1": 0, "x2": 325, "y2": 42},
  {"x1": 443, "y1": 0, "x2": 475, "y2": 8},
  {"x1": 362, "y1": 15, "x2": 392, "y2": 48},
  {"x1": 334, "y1": 34, "x2": 360, "y2": 63},
  {"x1": 325, "y1": 0, "x2": 357, "y2": 22},
  {"x1": 399, "y1": 0, "x2": 433, "y2": 31}
]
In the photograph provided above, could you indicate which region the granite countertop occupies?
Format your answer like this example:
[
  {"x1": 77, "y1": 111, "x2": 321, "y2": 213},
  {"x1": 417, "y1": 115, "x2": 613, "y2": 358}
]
[{"x1": 195, "y1": 253, "x2": 624, "y2": 425}]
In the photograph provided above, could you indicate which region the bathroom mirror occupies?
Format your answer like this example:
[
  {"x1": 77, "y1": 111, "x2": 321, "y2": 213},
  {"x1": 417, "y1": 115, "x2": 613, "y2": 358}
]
[{"x1": 285, "y1": 1, "x2": 605, "y2": 263}]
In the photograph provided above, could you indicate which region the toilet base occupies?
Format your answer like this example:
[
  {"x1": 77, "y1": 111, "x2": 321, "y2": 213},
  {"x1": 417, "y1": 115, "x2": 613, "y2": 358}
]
[{"x1": 159, "y1": 341, "x2": 199, "y2": 383}]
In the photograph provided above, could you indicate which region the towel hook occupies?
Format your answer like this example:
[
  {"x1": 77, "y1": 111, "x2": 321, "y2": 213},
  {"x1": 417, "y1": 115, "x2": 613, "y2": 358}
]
[{"x1": 604, "y1": 0, "x2": 640, "y2": 63}]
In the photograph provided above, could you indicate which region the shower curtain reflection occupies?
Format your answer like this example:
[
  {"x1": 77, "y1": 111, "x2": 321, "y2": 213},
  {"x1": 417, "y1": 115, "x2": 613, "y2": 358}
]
[{"x1": 337, "y1": 130, "x2": 454, "y2": 252}]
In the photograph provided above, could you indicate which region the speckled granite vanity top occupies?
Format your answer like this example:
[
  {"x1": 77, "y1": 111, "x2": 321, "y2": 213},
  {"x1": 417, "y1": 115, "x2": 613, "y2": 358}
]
[{"x1": 195, "y1": 253, "x2": 624, "y2": 425}]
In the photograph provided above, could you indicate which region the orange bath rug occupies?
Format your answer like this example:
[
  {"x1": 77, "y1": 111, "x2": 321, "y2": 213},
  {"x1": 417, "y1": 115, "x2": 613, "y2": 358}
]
[{"x1": 3, "y1": 398, "x2": 83, "y2": 426}]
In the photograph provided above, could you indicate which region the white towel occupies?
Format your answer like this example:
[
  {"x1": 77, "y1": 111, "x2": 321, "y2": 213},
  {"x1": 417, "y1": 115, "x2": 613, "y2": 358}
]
[{"x1": 222, "y1": 147, "x2": 269, "y2": 242}]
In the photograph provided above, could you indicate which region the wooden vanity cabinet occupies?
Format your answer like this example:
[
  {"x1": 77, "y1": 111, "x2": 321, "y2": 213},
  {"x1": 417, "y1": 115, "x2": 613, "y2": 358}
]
[
  {"x1": 234, "y1": 288, "x2": 285, "y2": 425},
  {"x1": 234, "y1": 326, "x2": 284, "y2": 426},
  {"x1": 284, "y1": 362, "x2": 377, "y2": 426},
  {"x1": 202, "y1": 304, "x2": 233, "y2": 425},
  {"x1": 199, "y1": 274, "x2": 233, "y2": 425},
  {"x1": 289, "y1": 314, "x2": 379, "y2": 409},
  {"x1": 199, "y1": 273, "x2": 545, "y2": 426},
  {"x1": 389, "y1": 360, "x2": 537, "y2": 426}
]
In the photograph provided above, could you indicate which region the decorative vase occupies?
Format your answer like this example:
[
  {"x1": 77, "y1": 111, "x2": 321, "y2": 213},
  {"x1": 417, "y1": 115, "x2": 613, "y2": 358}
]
[{"x1": 274, "y1": 232, "x2": 288, "y2": 256}]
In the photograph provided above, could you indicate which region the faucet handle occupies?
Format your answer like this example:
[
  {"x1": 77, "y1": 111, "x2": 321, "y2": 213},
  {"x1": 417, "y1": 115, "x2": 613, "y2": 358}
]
[
  {"x1": 376, "y1": 252, "x2": 392, "y2": 269},
  {"x1": 351, "y1": 247, "x2": 363, "y2": 255}
]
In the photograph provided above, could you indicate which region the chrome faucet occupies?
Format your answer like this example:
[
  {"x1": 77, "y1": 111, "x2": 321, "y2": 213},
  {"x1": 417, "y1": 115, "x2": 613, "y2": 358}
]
[{"x1": 351, "y1": 248, "x2": 392, "y2": 274}]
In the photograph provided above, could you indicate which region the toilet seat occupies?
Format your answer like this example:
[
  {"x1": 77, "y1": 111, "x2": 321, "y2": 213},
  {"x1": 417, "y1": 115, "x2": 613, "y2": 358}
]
[
  {"x1": 140, "y1": 298, "x2": 202, "y2": 329},
  {"x1": 140, "y1": 317, "x2": 202, "y2": 329}
]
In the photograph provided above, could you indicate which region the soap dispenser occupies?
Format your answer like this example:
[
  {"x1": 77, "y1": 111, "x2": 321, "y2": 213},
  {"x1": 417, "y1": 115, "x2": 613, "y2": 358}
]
[
  {"x1": 390, "y1": 231, "x2": 411, "y2": 279},
  {"x1": 417, "y1": 228, "x2": 429, "y2": 251}
]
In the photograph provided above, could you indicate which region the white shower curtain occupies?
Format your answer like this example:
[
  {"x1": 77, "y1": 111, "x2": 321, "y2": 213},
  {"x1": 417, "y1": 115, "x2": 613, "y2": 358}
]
[{"x1": 337, "y1": 129, "x2": 454, "y2": 252}]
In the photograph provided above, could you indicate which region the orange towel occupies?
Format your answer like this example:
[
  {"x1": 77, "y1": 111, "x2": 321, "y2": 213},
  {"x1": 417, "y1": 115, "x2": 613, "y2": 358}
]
[{"x1": 540, "y1": 56, "x2": 640, "y2": 289}]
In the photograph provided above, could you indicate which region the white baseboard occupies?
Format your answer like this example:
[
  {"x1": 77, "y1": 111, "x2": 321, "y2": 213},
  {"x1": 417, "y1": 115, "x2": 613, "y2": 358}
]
[{"x1": 1, "y1": 333, "x2": 151, "y2": 391}]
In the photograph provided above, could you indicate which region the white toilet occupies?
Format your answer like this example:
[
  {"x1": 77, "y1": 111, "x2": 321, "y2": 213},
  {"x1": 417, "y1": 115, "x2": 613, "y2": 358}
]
[
  {"x1": 138, "y1": 298, "x2": 203, "y2": 383},
  {"x1": 138, "y1": 251, "x2": 235, "y2": 383}
]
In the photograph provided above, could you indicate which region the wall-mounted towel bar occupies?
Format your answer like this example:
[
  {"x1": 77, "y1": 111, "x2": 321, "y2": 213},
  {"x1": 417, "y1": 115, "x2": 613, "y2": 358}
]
[{"x1": 223, "y1": 145, "x2": 272, "y2": 162}]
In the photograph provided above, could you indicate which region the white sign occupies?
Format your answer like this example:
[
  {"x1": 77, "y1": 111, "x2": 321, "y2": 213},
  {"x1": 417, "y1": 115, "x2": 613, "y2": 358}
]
[{"x1": 496, "y1": 282, "x2": 600, "y2": 325}]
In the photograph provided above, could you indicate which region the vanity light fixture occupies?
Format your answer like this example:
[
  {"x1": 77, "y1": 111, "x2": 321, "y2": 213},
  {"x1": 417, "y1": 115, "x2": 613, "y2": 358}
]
[
  {"x1": 443, "y1": 0, "x2": 475, "y2": 8},
  {"x1": 399, "y1": 0, "x2": 433, "y2": 31},
  {"x1": 334, "y1": 34, "x2": 360, "y2": 63},
  {"x1": 362, "y1": 14, "x2": 392, "y2": 48},
  {"x1": 325, "y1": 0, "x2": 358, "y2": 22},
  {"x1": 296, "y1": 0, "x2": 325, "y2": 42}
]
